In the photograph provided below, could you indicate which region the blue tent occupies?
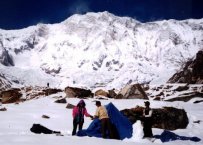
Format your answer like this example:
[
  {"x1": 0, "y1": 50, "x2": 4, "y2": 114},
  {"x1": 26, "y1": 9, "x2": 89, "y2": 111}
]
[{"x1": 77, "y1": 102, "x2": 133, "y2": 140}]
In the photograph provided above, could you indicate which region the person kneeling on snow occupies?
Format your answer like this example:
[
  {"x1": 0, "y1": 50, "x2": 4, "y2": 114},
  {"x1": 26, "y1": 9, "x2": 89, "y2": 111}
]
[
  {"x1": 93, "y1": 101, "x2": 112, "y2": 139},
  {"x1": 72, "y1": 100, "x2": 93, "y2": 135}
]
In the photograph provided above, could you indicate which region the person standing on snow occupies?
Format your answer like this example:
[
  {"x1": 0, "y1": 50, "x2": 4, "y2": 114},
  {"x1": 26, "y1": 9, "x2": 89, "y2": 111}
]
[
  {"x1": 93, "y1": 101, "x2": 112, "y2": 139},
  {"x1": 142, "y1": 101, "x2": 153, "y2": 138},
  {"x1": 72, "y1": 100, "x2": 93, "y2": 135}
]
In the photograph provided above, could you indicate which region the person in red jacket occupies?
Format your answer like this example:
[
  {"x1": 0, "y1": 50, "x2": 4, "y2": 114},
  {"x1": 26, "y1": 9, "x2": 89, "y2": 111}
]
[{"x1": 72, "y1": 100, "x2": 93, "y2": 135}]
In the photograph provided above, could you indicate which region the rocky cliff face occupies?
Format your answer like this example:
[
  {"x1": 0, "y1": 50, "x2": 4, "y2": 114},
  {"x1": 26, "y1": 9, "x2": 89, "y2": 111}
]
[
  {"x1": 0, "y1": 73, "x2": 11, "y2": 91},
  {"x1": 168, "y1": 50, "x2": 203, "y2": 84}
]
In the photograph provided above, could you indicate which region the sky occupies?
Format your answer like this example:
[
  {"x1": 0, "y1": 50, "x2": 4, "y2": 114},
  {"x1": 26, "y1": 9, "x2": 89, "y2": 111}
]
[{"x1": 0, "y1": 0, "x2": 203, "y2": 30}]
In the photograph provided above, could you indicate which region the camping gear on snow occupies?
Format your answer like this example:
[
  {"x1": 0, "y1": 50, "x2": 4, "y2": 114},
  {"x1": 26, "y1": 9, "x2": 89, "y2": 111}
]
[
  {"x1": 30, "y1": 124, "x2": 61, "y2": 134},
  {"x1": 154, "y1": 130, "x2": 201, "y2": 142},
  {"x1": 77, "y1": 102, "x2": 133, "y2": 140}
]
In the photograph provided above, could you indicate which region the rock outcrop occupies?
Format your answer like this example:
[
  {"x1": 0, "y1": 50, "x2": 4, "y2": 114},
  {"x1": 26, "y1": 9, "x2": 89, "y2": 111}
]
[
  {"x1": 108, "y1": 89, "x2": 117, "y2": 98},
  {"x1": 55, "y1": 98, "x2": 67, "y2": 104},
  {"x1": 0, "y1": 73, "x2": 12, "y2": 91},
  {"x1": 0, "y1": 88, "x2": 22, "y2": 104},
  {"x1": 121, "y1": 106, "x2": 189, "y2": 130},
  {"x1": 168, "y1": 50, "x2": 203, "y2": 84},
  {"x1": 65, "y1": 86, "x2": 93, "y2": 98},
  {"x1": 66, "y1": 103, "x2": 75, "y2": 109},
  {"x1": 0, "y1": 47, "x2": 14, "y2": 66},
  {"x1": 165, "y1": 92, "x2": 203, "y2": 102},
  {"x1": 116, "y1": 84, "x2": 148, "y2": 99}
]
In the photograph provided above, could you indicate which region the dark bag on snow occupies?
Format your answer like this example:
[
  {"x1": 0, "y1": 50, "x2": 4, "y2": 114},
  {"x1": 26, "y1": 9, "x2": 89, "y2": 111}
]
[{"x1": 30, "y1": 124, "x2": 60, "y2": 134}]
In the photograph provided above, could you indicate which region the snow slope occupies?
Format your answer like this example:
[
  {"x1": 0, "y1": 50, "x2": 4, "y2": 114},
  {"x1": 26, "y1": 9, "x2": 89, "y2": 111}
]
[
  {"x1": 0, "y1": 92, "x2": 203, "y2": 145},
  {"x1": 0, "y1": 11, "x2": 203, "y2": 89}
]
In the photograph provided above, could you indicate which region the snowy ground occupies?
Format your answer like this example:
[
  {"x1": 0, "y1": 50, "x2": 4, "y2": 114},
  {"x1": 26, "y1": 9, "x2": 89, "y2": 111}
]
[{"x1": 0, "y1": 92, "x2": 203, "y2": 145}]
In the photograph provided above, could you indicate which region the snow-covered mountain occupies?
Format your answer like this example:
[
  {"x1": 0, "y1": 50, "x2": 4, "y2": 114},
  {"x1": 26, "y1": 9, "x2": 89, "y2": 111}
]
[{"x1": 0, "y1": 11, "x2": 203, "y2": 90}]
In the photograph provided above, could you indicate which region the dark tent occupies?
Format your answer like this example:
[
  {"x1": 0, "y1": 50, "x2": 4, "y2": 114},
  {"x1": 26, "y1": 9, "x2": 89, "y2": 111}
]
[{"x1": 77, "y1": 103, "x2": 133, "y2": 140}]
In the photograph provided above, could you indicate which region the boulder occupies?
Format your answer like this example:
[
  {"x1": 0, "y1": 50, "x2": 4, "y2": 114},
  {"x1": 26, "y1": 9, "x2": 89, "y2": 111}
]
[
  {"x1": 152, "y1": 107, "x2": 189, "y2": 130},
  {"x1": 55, "y1": 98, "x2": 67, "y2": 104},
  {"x1": 154, "y1": 96, "x2": 161, "y2": 101},
  {"x1": 121, "y1": 106, "x2": 144, "y2": 123},
  {"x1": 114, "y1": 94, "x2": 123, "y2": 99},
  {"x1": 42, "y1": 115, "x2": 50, "y2": 119},
  {"x1": 0, "y1": 107, "x2": 7, "y2": 111},
  {"x1": 193, "y1": 120, "x2": 201, "y2": 124},
  {"x1": 117, "y1": 84, "x2": 148, "y2": 99},
  {"x1": 0, "y1": 88, "x2": 22, "y2": 104},
  {"x1": 66, "y1": 103, "x2": 75, "y2": 109},
  {"x1": 65, "y1": 86, "x2": 93, "y2": 98},
  {"x1": 108, "y1": 89, "x2": 117, "y2": 98},
  {"x1": 121, "y1": 106, "x2": 189, "y2": 130},
  {"x1": 95, "y1": 89, "x2": 109, "y2": 97}
]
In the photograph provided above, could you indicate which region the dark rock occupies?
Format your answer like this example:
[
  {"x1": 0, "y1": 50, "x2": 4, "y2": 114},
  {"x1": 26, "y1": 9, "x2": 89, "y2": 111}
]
[
  {"x1": 168, "y1": 50, "x2": 203, "y2": 84},
  {"x1": 114, "y1": 94, "x2": 123, "y2": 99},
  {"x1": 0, "y1": 88, "x2": 22, "y2": 104},
  {"x1": 163, "y1": 85, "x2": 173, "y2": 90},
  {"x1": 174, "y1": 84, "x2": 189, "y2": 91},
  {"x1": 0, "y1": 107, "x2": 7, "y2": 111},
  {"x1": 193, "y1": 120, "x2": 201, "y2": 124},
  {"x1": 55, "y1": 98, "x2": 67, "y2": 104},
  {"x1": 117, "y1": 84, "x2": 148, "y2": 99},
  {"x1": 43, "y1": 88, "x2": 62, "y2": 96},
  {"x1": 42, "y1": 115, "x2": 50, "y2": 119},
  {"x1": 66, "y1": 103, "x2": 75, "y2": 109},
  {"x1": 121, "y1": 106, "x2": 189, "y2": 130},
  {"x1": 64, "y1": 86, "x2": 93, "y2": 98},
  {"x1": 108, "y1": 89, "x2": 117, "y2": 98},
  {"x1": 156, "y1": 92, "x2": 164, "y2": 97},
  {"x1": 166, "y1": 92, "x2": 203, "y2": 102},
  {"x1": 152, "y1": 107, "x2": 189, "y2": 130},
  {"x1": 121, "y1": 106, "x2": 144, "y2": 123},
  {"x1": 154, "y1": 96, "x2": 161, "y2": 101},
  {"x1": 0, "y1": 47, "x2": 14, "y2": 66},
  {"x1": 193, "y1": 100, "x2": 203, "y2": 104}
]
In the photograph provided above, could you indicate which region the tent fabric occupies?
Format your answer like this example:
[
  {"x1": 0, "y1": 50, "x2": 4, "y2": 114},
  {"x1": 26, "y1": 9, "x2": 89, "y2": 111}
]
[
  {"x1": 154, "y1": 130, "x2": 201, "y2": 142},
  {"x1": 77, "y1": 102, "x2": 133, "y2": 140}
]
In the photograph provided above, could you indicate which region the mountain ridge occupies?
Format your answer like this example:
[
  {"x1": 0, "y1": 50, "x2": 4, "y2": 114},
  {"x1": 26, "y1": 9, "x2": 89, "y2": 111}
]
[{"x1": 0, "y1": 11, "x2": 203, "y2": 90}]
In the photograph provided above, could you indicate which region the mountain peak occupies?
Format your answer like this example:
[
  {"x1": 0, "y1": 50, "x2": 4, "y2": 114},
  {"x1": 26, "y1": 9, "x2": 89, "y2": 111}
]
[{"x1": 0, "y1": 12, "x2": 203, "y2": 89}]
